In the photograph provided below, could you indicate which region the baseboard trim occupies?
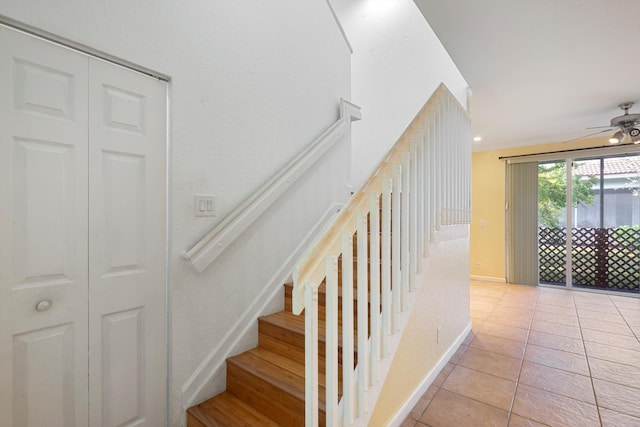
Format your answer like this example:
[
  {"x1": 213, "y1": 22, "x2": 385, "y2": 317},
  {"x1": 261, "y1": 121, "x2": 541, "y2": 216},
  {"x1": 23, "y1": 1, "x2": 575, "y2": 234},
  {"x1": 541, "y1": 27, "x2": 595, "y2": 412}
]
[
  {"x1": 386, "y1": 321, "x2": 473, "y2": 427},
  {"x1": 180, "y1": 202, "x2": 343, "y2": 410},
  {"x1": 470, "y1": 274, "x2": 506, "y2": 283}
]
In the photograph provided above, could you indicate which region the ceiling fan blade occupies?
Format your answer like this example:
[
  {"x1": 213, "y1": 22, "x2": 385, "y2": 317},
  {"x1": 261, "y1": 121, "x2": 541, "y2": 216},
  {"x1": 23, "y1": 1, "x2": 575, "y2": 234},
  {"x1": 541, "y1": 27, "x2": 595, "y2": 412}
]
[
  {"x1": 585, "y1": 125, "x2": 614, "y2": 129},
  {"x1": 562, "y1": 128, "x2": 615, "y2": 144}
]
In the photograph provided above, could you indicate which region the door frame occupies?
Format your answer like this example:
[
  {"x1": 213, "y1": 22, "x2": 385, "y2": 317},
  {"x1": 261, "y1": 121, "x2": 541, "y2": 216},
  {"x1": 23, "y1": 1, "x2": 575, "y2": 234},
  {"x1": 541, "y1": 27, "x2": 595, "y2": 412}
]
[{"x1": 0, "y1": 17, "x2": 170, "y2": 82}]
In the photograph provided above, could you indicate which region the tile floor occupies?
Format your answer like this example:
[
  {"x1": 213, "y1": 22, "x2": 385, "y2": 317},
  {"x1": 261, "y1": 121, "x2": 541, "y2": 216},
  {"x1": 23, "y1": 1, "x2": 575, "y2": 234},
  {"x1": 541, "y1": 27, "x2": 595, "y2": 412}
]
[{"x1": 401, "y1": 280, "x2": 640, "y2": 427}]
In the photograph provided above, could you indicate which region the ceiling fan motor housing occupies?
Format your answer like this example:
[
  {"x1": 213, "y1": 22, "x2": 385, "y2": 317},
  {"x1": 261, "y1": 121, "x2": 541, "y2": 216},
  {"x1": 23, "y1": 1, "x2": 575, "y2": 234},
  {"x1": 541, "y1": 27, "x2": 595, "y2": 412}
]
[{"x1": 610, "y1": 113, "x2": 640, "y2": 128}]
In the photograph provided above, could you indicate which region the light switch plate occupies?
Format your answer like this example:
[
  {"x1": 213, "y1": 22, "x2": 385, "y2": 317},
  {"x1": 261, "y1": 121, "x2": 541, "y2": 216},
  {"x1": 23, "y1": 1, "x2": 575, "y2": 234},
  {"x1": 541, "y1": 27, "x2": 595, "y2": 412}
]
[{"x1": 194, "y1": 194, "x2": 215, "y2": 217}]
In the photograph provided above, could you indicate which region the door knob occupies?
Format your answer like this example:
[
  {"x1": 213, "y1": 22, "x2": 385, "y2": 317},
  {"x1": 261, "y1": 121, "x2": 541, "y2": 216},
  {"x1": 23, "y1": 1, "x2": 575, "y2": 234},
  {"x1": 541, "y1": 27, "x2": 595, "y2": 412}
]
[{"x1": 35, "y1": 300, "x2": 52, "y2": 312}]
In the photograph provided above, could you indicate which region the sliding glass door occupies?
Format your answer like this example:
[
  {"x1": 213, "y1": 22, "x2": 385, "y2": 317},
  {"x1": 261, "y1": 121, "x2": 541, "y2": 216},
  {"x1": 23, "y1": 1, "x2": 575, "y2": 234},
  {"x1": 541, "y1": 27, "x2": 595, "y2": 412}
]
[{"x1": 537, "y1": 155, "x2": 640, "y2": 293}]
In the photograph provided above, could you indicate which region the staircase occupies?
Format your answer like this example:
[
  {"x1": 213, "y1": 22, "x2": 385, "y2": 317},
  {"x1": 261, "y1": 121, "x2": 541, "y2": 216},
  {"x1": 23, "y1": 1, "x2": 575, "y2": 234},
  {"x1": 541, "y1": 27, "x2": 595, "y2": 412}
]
[
  {"x1": 187, "y1": 253, "x2": 366, "y2": 426},
  {"x1": 184, "y1": 84, "x2": 471, "y2": 427}
]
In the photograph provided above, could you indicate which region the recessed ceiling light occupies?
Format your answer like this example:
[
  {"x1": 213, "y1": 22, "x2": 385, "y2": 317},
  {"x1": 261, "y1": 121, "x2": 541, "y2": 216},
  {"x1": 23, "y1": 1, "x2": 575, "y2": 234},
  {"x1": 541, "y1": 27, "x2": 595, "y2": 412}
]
[{"x1": 473, "y1": 136, "x2": 482, "y2": 142}]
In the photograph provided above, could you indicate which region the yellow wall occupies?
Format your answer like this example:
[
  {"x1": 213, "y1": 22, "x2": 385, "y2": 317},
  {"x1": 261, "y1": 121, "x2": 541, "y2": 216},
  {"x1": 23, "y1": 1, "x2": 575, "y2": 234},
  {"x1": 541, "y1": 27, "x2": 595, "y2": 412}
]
[
  {"x1": 470, "y1": 136, "x2": 610, "y2": 280},
  {"x1": 369, "y1": 227, "x2": 470, "y2": 426}
]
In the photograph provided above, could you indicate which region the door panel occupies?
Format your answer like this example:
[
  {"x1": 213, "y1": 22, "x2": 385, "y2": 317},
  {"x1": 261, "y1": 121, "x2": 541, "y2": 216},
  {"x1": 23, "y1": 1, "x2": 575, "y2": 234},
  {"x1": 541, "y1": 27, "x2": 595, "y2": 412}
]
[
  {"x1": 101, "y1": 308, "x2": 145, "y2": 427},
  {"x1": 101, "y1": 151, "x2": 146, "y2": 275},
  {"x1": 0, "y1": 26, "x2": 89, "y2": 427},
  {"x1": 88, "y1": 57, "x2": 166, "y2": 427},
  {"x1": 13, "y1": 323, "x2": 76, "y2": 427},
  {"x1": 13, "y1": 138, "x2": 77, "y2": 286}
]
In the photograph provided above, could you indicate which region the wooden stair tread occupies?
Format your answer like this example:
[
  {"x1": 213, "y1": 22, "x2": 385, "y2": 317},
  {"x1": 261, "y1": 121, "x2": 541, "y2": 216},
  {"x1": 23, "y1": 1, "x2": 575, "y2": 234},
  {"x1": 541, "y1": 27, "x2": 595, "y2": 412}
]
[
  {"x1": 249, "y1": 347, "x2": 340, "y2": 391},
  {"x1": 228, "y1": 350, "x2": 329, "y2": 409},
  {"x1": 228, "y1": 350, "x2": 305, "y2": 400},
  {"x1": 284, "y1": 282, "x2": 374, "y2": 304},
  {"x1": 260, "y1": 311, "x2": 305, "y2": 332},
  {"x1": 250, "y1": 347, "x2": 305, "y2": 377},
  {"x1": 285, "y1": 281, "x2": 362, "y2": 295},
  {"x1": 189, "y1": 392, "x2": 281, "y2": 426},
  {"x1": 260, "y1": 310, "x2": 361, "y2": 343}
]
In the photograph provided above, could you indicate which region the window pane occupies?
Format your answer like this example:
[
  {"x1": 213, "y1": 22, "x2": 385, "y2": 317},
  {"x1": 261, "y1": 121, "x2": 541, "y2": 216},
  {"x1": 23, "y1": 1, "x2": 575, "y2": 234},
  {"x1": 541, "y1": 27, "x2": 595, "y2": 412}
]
[
  {"x1": 602, "y1": 156, "x2": 640, "y2": 292},
  {"x1": 538, "y1": 161, "x2": 566, "y2": 285}
]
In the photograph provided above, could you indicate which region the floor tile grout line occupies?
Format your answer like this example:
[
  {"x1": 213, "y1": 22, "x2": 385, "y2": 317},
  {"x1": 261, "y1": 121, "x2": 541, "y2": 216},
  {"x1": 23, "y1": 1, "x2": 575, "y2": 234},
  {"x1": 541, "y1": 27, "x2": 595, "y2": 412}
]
[
  {"x1": 460, "y1": 285, "x2": 522, "y2": 425},
  {"x1": 505, "y1": 284, "x2": 538, "y2": 426},
  {"x1": 610, "y1": 294, "x2": 640, "y2": 345},
  {"x1": 573, "y1": 291, "x2": 604, "y2": 427}
]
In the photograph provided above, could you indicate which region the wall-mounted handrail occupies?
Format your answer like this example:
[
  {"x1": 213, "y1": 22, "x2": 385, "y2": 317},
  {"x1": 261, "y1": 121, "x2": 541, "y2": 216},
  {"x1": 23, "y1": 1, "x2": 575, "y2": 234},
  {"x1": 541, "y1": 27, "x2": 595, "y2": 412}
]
[
  {"x1": 182, "y1": 99, "x2": 361, "y2": 273},
  {"x1": 292, "y1": 83, "x2": 471, "y2": 426}
]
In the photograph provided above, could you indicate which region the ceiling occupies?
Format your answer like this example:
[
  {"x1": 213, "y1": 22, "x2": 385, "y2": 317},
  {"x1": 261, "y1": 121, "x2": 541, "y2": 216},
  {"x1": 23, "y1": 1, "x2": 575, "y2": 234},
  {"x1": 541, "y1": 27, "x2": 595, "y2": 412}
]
[{"x1": 415, "y1": 0, "x2": 640, "y2": 152}]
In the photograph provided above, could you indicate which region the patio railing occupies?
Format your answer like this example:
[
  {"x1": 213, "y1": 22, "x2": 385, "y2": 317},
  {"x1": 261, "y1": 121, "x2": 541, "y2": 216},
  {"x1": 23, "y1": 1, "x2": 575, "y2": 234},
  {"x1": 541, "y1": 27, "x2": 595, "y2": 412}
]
[{"x1": 539, "y1": 226, "x2": 640, "y2": 292}]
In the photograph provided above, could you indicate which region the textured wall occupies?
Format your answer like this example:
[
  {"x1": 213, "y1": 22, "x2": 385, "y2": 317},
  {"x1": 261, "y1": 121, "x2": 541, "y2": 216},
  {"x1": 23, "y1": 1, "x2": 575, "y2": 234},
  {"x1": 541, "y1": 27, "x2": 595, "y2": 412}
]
[
  {"x1": 332, "y1": 0, "x2": 469, "y2": 188},
  {"x1": 0, "y1": 2, "x2": 352, "y2": 425}
]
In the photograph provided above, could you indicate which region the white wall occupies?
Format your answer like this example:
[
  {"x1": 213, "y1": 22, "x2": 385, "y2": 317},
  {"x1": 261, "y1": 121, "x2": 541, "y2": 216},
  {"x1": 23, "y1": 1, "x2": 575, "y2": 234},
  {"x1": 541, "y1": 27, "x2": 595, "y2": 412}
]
[
  {"x1": 0, "y1": 2, "x2": 352, "y2": 425},
  {"x1": 332, "y1": 0, "x2": 469, "y2": 188}
]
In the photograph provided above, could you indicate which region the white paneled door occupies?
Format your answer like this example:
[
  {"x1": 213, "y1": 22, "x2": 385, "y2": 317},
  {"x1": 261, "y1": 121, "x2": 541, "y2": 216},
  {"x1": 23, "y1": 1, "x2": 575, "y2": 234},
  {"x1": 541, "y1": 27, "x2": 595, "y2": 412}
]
[
  {"x1": 0, "y1": 24, "x2": 90, "y2": 427},
  {"x1": 88, "y1": 57, "x2": 167, "y2": 427},
  {"x1": 0, "y1": 25, "x2": 167, "y2": 427}
]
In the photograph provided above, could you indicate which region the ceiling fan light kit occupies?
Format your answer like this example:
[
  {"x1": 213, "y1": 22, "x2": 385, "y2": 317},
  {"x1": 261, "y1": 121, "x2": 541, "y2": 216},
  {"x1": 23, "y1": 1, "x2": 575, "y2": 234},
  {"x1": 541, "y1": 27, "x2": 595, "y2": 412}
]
[
  {"x1": 607, "y1": 102, "x2": 640, "y2": 144},
  {"x1": 609, "y1": 131, "x2": 623, "y2": 144},
  {"x1": 565, "y1": 102, "x2": 640, "y2": 144}
]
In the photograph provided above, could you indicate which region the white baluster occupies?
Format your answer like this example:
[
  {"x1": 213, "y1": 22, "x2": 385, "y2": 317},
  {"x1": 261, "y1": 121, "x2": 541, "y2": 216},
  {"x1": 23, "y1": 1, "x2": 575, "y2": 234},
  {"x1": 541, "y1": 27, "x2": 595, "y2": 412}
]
[
  {"x1": 467, "y1": 115, "x2": 472, "y2": 223},
  {"x1": 381, "y1": 177, "x2": 392, "y2": 355},
  {"x1": 341, "y1": 231, "x2": 354, "y2": 426},
  {"x1": 409, "y1": 139, "x2": 419, "y2": 282},
  {"x1": 442, "y1": 98, "x2": 449, "y2": 225},
  {"x1": 325, "y1": 255, "x2": 339, "y2": 426},
  {"x1": 429, "y1": 119, "x2": 436, "y2": 242},
  {"x1": 401, "y1": 152, "x2": 410, "y2": 307},
  {"x1": 425, "y1": 121, "x2": 434, "y2": 248},
  {"x1": 304, "y1": 284, "x2": 319, "y2": 427},
  {"x1": 458, "y1": 103, "x2": 462, "y2": 219},
  {"x1": 456, "y1": 102, "x2": 460, "y2": 221},
  {"x1": 435, "y1": 105, "x2": 442, "y2": 231},
  {"x1": 356, "y1": 210, "x2": 369, "y2": 416},
  {"x1": 391, "y1": 165, "x2": 402, "y2": 331},
  {"x1": 416, "y1": 136, "x2": 425, "y2": 268},
  {"x1": 445, "y1": 97, "x2": 456, "y2": 225},
  {"x1": 369, "y1": 192, "x2": 380, "y2": 384}
]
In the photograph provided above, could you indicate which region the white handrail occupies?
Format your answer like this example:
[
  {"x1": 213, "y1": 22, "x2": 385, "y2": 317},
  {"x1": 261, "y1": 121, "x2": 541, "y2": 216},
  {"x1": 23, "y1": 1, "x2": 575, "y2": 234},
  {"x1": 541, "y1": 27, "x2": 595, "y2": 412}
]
[
  {"x1": 292, "y1": 83, "x2": 471, "y2": 426},
  {"x1": 182, "y1": 99, "x2": 361, "y2": 273}
]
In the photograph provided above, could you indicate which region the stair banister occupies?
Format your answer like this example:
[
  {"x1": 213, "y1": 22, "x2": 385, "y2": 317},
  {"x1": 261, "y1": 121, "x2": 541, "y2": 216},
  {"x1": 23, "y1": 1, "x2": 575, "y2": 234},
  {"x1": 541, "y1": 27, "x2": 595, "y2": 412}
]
[
  {"x1": 182, "y1": 98, "x2": 361, "y2": 273},
  {"x1": 292, "y1": 83, "x2": 471, "y2": 426}
]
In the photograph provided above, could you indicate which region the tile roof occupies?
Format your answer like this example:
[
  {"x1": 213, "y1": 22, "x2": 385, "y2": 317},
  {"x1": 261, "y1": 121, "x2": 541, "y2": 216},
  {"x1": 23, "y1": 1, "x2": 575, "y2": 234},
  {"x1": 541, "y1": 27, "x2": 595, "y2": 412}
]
[{"x1": 574, "y1": 157, "x2": 640, "y2": 176}]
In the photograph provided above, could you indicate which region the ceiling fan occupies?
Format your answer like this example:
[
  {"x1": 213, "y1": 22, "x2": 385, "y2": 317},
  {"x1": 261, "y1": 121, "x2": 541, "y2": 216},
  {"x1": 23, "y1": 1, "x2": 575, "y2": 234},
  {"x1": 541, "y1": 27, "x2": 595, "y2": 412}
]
[{"x1": 575, "y1": 102, "x2": 640, "y2": 144}]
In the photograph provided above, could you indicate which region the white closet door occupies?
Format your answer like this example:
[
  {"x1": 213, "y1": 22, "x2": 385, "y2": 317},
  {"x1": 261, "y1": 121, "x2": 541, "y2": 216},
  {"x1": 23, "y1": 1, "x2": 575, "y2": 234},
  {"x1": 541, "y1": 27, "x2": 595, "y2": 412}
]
[
  {"x1": 0, "y1": 26, "x2": 89, "y2": 427},
  {"x1": 88, "y1": 57, "x2": 167, "y2": 427},
  {"x1": 0, "y1": 25, "x2": 167, "y2": 427}
]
